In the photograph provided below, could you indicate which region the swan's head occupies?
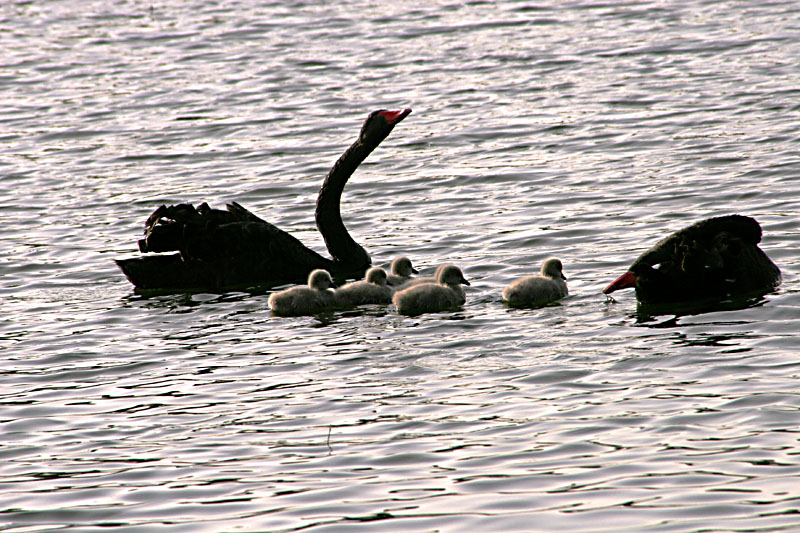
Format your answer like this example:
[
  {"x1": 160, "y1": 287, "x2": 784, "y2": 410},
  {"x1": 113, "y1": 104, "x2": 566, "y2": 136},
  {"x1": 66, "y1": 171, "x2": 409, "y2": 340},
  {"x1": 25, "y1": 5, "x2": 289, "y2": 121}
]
[
  {"x1": 308, "y1": 269, "x2": 334, "y2": 291},
  {"x1": 390, "y1": 256, "x2": 418, "y2": 277},
  {"x1": 360, "y1": 109, "x2": 412, "y2": 142},
  {"x1": 365, "y1": 267, "x2": 389, "y2": 286},
  {"x1": 541, "y1": 257, "x2": 567, "y2": 281},
  {"x1": 437, "y1": 264, "x2": 470, "y2": 286}
]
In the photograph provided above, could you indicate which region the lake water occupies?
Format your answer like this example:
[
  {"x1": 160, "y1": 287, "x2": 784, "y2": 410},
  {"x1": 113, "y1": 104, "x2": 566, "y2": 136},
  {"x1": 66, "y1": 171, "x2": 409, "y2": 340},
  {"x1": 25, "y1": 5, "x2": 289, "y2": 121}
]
[{"x1": 2, "y1": 1, "x2": 800, "y2": 531}]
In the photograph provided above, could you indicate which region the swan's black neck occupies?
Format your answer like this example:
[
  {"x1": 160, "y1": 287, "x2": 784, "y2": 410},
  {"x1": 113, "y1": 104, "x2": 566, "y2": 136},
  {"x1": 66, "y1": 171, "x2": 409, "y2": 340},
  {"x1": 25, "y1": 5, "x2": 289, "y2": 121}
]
[{"x1": 315, "y1": 137, "x2": 377, "y2": 271}]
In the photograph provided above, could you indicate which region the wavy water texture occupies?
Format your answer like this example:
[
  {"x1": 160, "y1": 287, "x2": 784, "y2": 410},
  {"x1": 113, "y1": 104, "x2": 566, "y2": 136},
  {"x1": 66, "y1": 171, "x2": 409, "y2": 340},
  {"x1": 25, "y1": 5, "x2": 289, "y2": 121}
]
[{"x1": 1, "y1": 1, "x2": 800, "y2": 531}]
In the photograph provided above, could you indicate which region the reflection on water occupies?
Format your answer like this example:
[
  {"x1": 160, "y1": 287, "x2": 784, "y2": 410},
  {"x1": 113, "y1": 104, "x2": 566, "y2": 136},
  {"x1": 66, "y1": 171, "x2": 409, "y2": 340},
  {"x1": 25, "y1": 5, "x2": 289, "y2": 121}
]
[
  {"x1": 2, "y1": 0, "x2": 800, "y2": 531},
  {"x1": 673, "y1": 331, "x2": 756, "y2": 351},
  {"x1": 632, "y1": 293, "x2": 774, "y2": 326}
]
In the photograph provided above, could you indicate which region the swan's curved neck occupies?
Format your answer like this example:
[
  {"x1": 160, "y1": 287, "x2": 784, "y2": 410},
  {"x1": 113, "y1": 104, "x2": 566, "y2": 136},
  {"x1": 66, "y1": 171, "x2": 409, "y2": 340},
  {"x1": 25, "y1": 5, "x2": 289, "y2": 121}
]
[{"x1": 315, "y1": 137, "x2": 377, "y2": 270}]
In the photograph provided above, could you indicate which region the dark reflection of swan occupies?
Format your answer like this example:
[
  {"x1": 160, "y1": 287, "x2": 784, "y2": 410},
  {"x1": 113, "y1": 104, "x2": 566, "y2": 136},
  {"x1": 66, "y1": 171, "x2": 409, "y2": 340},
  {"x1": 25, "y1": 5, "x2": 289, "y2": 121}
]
[
  {"x1": 603, "y1": 215, "x2": 781, "y2": 306},
  {"x1": 675, "y1": 331, "x2": 756, "y2": 349},
  {"x1": 115, "y1": 109, "x2": 412, "y2": 292},
  {"x1": 632, "y1": 293, "x2": 771, "y2": 324}
]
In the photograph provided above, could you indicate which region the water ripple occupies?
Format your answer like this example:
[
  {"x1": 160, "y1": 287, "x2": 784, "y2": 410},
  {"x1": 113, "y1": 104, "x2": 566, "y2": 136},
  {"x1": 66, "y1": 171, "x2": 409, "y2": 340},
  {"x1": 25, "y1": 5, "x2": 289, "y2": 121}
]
[{"x1": 2, "y1": 0, "x2": 800, "y2": 531}]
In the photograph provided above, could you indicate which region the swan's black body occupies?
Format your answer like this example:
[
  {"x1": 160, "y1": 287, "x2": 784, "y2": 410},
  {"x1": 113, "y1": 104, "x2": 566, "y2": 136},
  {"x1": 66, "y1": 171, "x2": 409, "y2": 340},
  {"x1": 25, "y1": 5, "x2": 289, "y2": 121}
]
[
  {"x1": 603, "y1": 215, "x2": 781, "y2": 305},
  {"x1": 116, "y1": 109, "x2": 411, "y2": 292}
]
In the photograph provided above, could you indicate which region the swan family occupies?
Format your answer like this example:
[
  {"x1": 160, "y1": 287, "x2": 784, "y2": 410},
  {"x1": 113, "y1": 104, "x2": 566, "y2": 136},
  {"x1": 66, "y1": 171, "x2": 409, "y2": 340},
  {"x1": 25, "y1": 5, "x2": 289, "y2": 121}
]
[
  {"x1": 267, "y1": 211, "x2": 783, "y2": 317},
  {"x1": 116, "y1": 109, "x2": 782, "y2": 315}
]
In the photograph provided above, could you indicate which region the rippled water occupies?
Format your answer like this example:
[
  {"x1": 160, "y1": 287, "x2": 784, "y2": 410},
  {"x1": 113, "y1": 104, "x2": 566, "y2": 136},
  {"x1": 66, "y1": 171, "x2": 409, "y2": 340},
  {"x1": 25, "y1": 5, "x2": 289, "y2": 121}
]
[{"x1": 3, "y1": 1, "x2": 800, "y2": 531}]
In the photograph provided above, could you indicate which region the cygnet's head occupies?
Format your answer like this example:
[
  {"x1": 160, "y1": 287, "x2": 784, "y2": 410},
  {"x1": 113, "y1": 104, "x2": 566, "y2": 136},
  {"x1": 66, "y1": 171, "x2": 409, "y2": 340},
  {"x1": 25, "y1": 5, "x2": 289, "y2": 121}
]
[
  {"x1": 308, "y1": 269, "x2": 334, "y2": 290},
  {"x1": 365, "y1": 267, "x2": 389, "y2": 286},
  {"x1": 436, "y1": 264, "x2": 470, "y2": 286},
  {"x1": 390, "y1": 256, "x2": 418, "y2": 277},
  {"x1": 541, "y1": 257, "x2": 566, "y2": 280}
]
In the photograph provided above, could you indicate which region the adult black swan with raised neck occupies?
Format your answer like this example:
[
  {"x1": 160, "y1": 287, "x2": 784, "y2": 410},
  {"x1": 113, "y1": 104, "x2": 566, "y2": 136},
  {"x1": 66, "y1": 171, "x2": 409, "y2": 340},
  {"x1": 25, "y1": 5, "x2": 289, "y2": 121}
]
[
  {"x1": 603, "y1": 215, "x2": 781, "y2": 305},
  {"x1": 115, "y1": 108, "x2": 411, "y2": 292}
]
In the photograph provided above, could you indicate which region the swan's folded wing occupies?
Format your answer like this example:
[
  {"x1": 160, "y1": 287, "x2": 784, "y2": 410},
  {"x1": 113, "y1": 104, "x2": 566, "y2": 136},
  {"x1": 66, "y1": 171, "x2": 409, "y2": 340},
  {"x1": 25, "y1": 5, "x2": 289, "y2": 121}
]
[
  {"x1": 227, "y1": 201, "x2": 270, "y2": 224},
  {"x1": 140, "y1": 202, "x2": 251, "y2": 253},
  {"x1": 138, "y1": 202, "x2": 335, "y2": 285}
]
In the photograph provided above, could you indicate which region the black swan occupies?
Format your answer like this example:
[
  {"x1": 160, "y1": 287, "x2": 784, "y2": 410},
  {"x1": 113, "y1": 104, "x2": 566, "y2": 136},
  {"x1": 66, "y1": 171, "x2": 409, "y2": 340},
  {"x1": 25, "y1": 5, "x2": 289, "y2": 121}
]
[
  {"x1": 393, "y1": 264, "x2": 470, "y2": 315},
  {"x1": 115, "y1": 108, "x2": 412, "y2": 292},
  {"x1": 334, "y1": 266, "x2": 393, "y2": 307},
  {"x1": 268, "y1": 269, "x2": 336, "y2": 317},
  {"x1": 603, "y1": 215, "x2": 781, "y2": 305},
  {"x1": 503, "y1": 257, "x2": 568, "y2": 307}
]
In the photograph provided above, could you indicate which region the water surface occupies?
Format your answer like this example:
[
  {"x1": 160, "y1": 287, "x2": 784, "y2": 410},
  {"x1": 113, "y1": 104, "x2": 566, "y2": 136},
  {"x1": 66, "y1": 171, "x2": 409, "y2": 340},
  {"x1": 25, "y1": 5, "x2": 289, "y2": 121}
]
[{"x1": 2, "y1": 1, "x2": 800, "y2": 531}]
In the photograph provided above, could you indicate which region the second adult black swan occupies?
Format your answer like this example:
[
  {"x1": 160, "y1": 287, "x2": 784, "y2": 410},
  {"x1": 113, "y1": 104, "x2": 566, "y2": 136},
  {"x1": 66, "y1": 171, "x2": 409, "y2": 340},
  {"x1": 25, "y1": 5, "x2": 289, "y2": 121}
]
[
  {"x1": 116, "y1": 108, "x2": 411, "y2": 291},
  {"x1": 603, "y1": 214, "x2": 781, "y2": 305}
]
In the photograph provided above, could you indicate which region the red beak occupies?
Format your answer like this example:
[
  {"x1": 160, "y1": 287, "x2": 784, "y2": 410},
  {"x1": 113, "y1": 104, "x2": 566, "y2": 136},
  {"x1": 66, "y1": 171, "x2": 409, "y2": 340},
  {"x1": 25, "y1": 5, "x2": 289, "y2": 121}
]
[
  {"x1": 603, "y1": 271, "x2": 637, "y2": 294},
  {"x1": 378, "y1": 108, "x2": 412, "y2": 125}
]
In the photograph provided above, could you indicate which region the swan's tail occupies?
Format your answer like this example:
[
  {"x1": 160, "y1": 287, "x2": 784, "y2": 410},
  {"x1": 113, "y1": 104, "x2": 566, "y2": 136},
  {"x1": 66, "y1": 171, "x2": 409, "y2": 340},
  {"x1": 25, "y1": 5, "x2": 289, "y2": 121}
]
[{"x1": 115, "y1": 254, "x2": 217, "y2": 291}]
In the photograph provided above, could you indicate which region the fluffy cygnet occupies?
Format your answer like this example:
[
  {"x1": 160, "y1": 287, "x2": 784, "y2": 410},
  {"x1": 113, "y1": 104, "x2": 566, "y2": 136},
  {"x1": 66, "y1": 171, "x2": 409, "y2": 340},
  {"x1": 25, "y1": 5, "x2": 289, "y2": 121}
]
[
  {"x1": 334, "y1": 267, "x2": 393, "y2": 307},
  {"x1": 393, "y1": 264, "x2": 470, "y2": 315},
  {"x1": 391, "y1": 264, "x2": 446, "y2": 290},
  {"x1": 268, "y1": 269, "x2": 336, "y2": 316},
  {"x1": 502, "y1": 257, "x2": 568, "y2": 307},
  {"x1": 386, "y1": 256, "x2": 419, "y2": 287}
]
